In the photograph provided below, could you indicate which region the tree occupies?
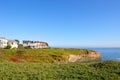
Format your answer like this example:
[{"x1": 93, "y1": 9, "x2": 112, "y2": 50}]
[
  {"x1": 18, "y1": 44, "x2": 24, "y2": 49},
  {"x1": 15, "y1": 39, "x2": 19, "y2": 45},
  {"x1": 4, "y1": 44, "x2": 11, "y2": 49},
  {"x1": 45, "y1": 43, "x2": 49, "y2": 46}
]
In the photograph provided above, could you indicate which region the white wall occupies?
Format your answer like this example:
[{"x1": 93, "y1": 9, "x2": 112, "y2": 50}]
[
  {"x1": 9, "y1": 42, "x2": 18, "y2": 48},
  {"x1": 0, "y1": 38, "x2": 8, "y2": 48}
]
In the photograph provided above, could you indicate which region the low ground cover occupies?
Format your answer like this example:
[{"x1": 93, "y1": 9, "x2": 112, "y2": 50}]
[{"x1": 0, "y1": 60, "x2": 119, "y2": 80}]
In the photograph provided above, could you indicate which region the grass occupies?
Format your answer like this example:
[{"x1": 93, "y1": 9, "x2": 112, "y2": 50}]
[
  {"x1": 0, "y1": 48, "x2": 119, "y2": 79},
  {"x1": 0, "y1": 48, "x2": 94, "y2": 63}
]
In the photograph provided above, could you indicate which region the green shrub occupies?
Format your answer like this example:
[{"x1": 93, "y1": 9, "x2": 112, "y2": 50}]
[
  {"x1": 0, "y1": 62, "x2": 119, "y2": 80},
  {"x1": 84, "y1": 49, "x2": 89, "y2": 54},
  {"x1": 4, "y1": 44, "x2": 11, "y2": 49},
  {"x1": 92, "y1": 60, "x2": 119, "y2": 68}
]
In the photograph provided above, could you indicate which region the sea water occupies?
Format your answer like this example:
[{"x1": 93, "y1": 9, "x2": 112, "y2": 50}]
[{"x1": 87, "y1": 48, "x2": 120, "y2": 62}]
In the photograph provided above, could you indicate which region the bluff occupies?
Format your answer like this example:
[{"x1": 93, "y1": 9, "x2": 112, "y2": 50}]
[
  {"x1": 67, "y1": 51, "x2": 101, "y2": 62},
  {"x1": 0, "y1": 48, "x2": 101, "y2": 63}
]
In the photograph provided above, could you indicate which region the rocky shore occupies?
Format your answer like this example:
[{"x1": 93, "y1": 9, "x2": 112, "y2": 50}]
[{"x1": 67, "y1": 51, "x2": 101, "y2": 62}]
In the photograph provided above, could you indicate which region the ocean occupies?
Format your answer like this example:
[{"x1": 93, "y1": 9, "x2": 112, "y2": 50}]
[{"x1": 87, "y1": 48, "x2": 120, "y2": 62}]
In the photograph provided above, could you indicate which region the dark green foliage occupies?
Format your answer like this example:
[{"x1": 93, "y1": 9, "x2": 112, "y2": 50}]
[
  {"x1": 84, "y1": 49, "x2": 89, "y2": 54},
  {"x1": 15, "y1": 39, "x2": 19, "y2": 45},
  {"x1": 45, "y1": 43, "x2": 49, "y2": 46},
  {"x1": 0, "y1": 61, "x2": 119, "y2": 80},
  {"x1": 24, "y1": 46, "x2": 32, "y2": 49},
  {"x1": 18, "y1": 44, "x2": 24, "y2": 49},
  {"x1": 4, "y1": 44, "x2": 11, "y2": 49},
  {"x1": 92, "y1": 60, "x2": 120, "y2": 68}
]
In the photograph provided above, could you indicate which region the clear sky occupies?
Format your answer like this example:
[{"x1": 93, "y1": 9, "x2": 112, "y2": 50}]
[{"x1": 0, "y1": 0, "x2": 120, "y2": 47}]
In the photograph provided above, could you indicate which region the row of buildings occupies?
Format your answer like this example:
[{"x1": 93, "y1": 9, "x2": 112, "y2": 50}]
[{"x1": 0, "y1": 37, "x2": 49, "y2": 49}]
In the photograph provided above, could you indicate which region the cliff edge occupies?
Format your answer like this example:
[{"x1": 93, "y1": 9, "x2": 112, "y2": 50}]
[{"x1": 67, "y1": 51, "x2": 101, "y2": 62}]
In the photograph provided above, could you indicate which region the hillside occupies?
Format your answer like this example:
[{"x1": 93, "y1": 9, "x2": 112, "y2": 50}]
[
  {"x1": 0, "y1": 48, "x2": 119, "y2": 80},
  {"x1": 0, "y1": 48, "x2": 101, "y2": 63}
]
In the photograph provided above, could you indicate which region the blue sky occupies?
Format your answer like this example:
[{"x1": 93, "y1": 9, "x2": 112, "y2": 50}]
[{"x1": 0, "y1": 0, "x2": 120, "y2": 47}]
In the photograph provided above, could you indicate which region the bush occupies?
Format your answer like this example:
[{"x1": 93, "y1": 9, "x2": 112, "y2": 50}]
[
  {"x1": 84, "y1": 49, "x2": 89, "y2": 54},
  {"x1": 4, "y1": 44, "x2": 11, "y2": 49},
  {"x1": 18, "y1": 44, "x2": 24, "y2": 49},
  {"x1": 0, "y1": 62, "x2": 120, "y2": 80},
  {"x1": 91, "y1": 60, "x2": 119, "y2": 69}
]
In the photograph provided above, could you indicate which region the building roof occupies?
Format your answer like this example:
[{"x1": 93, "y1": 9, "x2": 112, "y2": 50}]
[
  {"x1": 8, "y1": 40, "x2": 17, "y2": 43},
  {"x1": 23, "y1": 40, "x2": 47, "y2": 43}
]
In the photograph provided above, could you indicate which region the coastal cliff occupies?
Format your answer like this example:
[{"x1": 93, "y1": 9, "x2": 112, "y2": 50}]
[
  {"x1": 0, "y1": 48, "x2": 101, "y2": 63},
  {"x1": 67, "y1": 52, "x2": 101, "y2": 62}
]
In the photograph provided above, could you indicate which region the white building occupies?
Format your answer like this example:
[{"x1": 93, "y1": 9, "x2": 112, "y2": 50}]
[
  {"x1": 23, "y1": 40, "x2": 49, "y2": 48},
  {"x1": 0, "y1": 37, "x2": 8, "y2": 48},
  {"x1": 8, "y1": 40, "x2": 18, "y2": 48},
  {"x1": 0, "y1": 37, "x2": 18, "y2": 49}
]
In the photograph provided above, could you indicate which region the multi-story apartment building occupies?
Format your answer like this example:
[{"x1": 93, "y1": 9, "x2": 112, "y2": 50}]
[
  {"x1": 23, "y1": 40, "x2": 49, "y2": 48},
  {"x1": 0, "y1": 37, "x2": 49, "y2": 49}
]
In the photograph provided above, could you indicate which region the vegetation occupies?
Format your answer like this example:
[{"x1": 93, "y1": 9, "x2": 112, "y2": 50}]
[
  {"x1": 0, "y1": 48, "x2": 119, "y2": 79},
  {"x1": 15, "y1": 39, "x2": 20, "y2": 45},
  {"x1": 0, "y1": 48, "x2": 95, "y2": 63},
  {"x1": 18, "y1": 44, "x2": 24, "y2": 49},
  {"x1": 0, "y1": 60, "x2": 119, "y2": 80},
  {"x1": 4, "y1": 44, "x2": 11, "y2": 49}
]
